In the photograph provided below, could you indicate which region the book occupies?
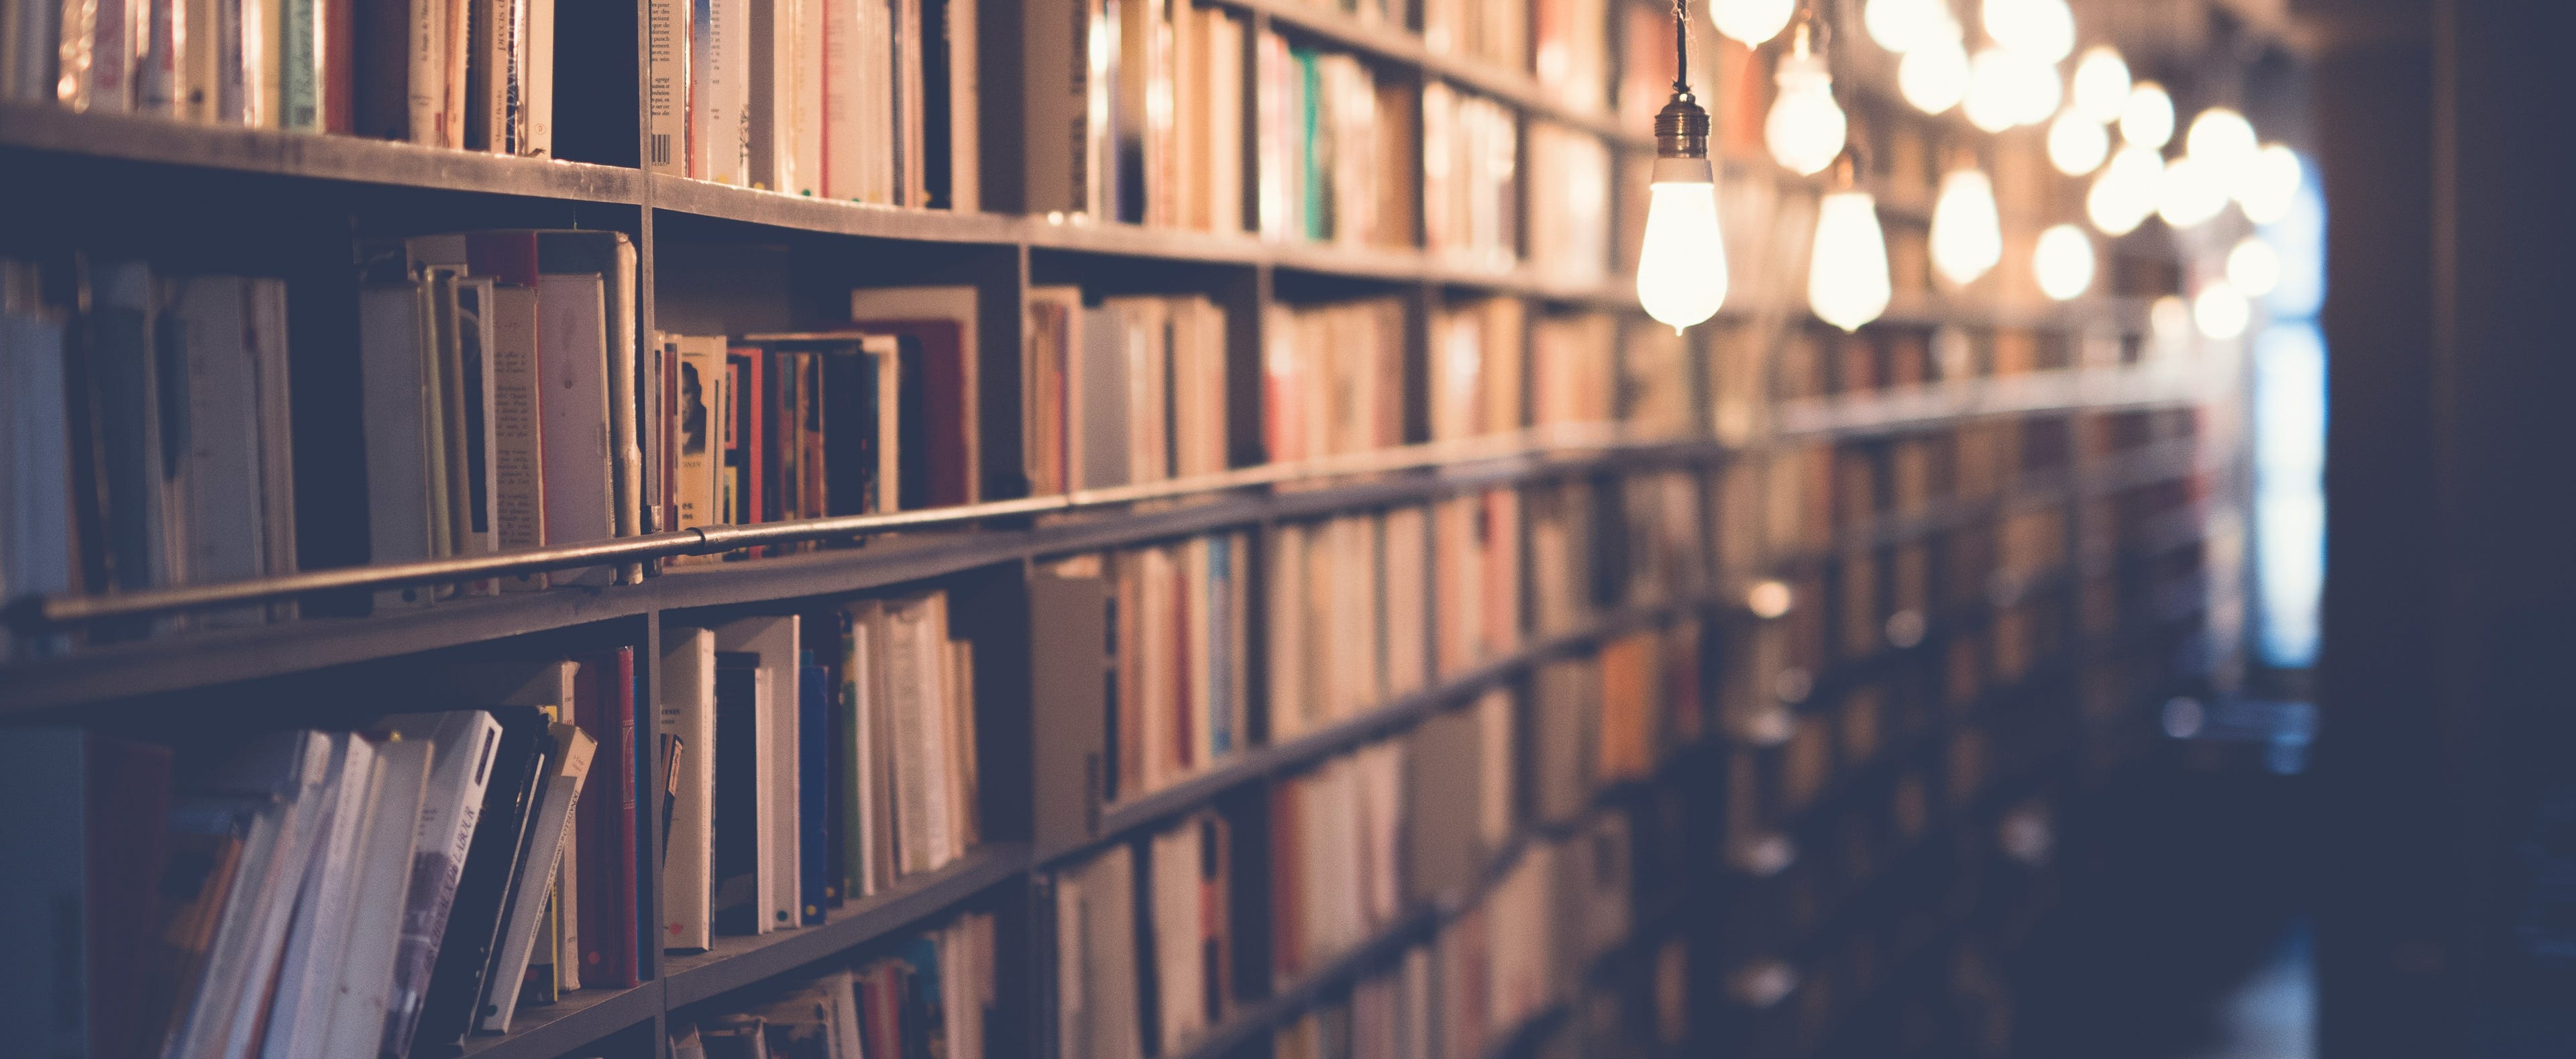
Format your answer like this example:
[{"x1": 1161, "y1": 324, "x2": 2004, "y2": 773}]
[
  {"x1": 260, "y1": 733, "x2": 384, "y2": 1058},
  {"x1": 575, "y1": 648, "x2": 643, "y2": 989},
  {"x1": 371, "y1": 710, "x2": 503, "y2": 1056},
  {"x1": 711, "y1": 651, "x2": 769, "y2": 935},
  {"x1": 480, "y1": 721, "x2": 596, "y2": 1032},
  {"x1": 714, "y1": 614, "x2": 800, "y2": 934},
  {"x1": 846, "y1": 285, "x2": 979, "y2": 505},
  {"x1": 407, "y1": 706, "x2": 552, "y2": 1052},
  {"x1": 660, "y1": 627, "x2": 720, "y2": 951},
  {"x1": 316, "y1": 736, "x2": 431, "y2": 1059}
]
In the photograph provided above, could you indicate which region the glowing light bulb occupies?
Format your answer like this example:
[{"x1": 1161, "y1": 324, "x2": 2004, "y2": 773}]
[
  {"x1": 2194, "y1": 282, "x2": 2250, "y2": 339},
  {"x1": 1809, "y1": 190, "x2": 1891, "y2": 332},
  {"x1": 1712, "y1": 0, "x2": 1793, "y2": 45},
  {"x1": 1930, "y1": 168, "x2": 2002, "y2": 287},
  {"x1": 1984, "y1": 0, "x2": 2074, "y2": 61},
  {"x1": 1898, "y1": 30, "x2": 1971, "y2": 113},
  {"x1": 2086, "y1": 144, "x2": 2163, "y2": 235},
  {"x1": 2226, "y1": 236, "x2": 2279, "y2": 297},
  {"x1": 1766, "y1": 42, "x2": 1846, "y2": 176},
  {"x1": 2236, "y1": 144, "x2": 2302, "y2": 224},
  {"x1": 2157, "y1": 155, "x2": 2229, "y2": 228},
  {"x1": 1636, "y1": 162, "x2": 1732, "y2": 332},
  {"x1": 2186, "y1": 107, "x2": 2260, "y2": 191},
  {"x1": 2047, "y1": 109, "x2": 2108, "y2": 175},
  {"x1": 2070, "y1": 46, "x2": 2129, "y2": 123},
  {"x1": 2121, "y1": 82, "x2": 2174, "y2": 148},
  {"x1": 2033, "y1": 223, "x2": 2094, "y2": 301},
  {"x1": 1963, "y1": 48, "x2": 2023, "y2": 132},
  {"x1": 1866, "y1": 0, "x2": 1947, "y2": 53},
  {"x1": 1964, "y1": 48, "x2": 2056, "y2": 131}
]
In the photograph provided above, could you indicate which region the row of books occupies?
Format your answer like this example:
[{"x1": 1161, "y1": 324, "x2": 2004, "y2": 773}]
[
  {"x1": 657, "y1": 590, "x2": 981, "y2": 950},
  {"x1": 643, "y1": 0, "x2": 977, "y2": 208},
  {"x1": 1089, "y1": 532, "x2": 1254, "y2": 806},
  {"x1": 668, "y1": 909, "x2": 998, "y2": 1059},
  {"x1": 1260, "y1": 297, "x2": 1405, "y2": 466},
  {"x1": 6, "y1": 0, "x2": 558, "y2": 150},
  {"x1": 1421, "y1": 83, "x2": 1518, "y2": 266},
  {"x1": 0, "y1": 259, "x2": 297, "y2": 657},
  {"x1": 1022, "y1": 290, "x2": 1230, "y2": 496},
  {"x1": 1267, "y1": 509, "x2": 1425, "y2": 742},
  {"x1": 1046, "y1": 809, "x2": 1236, "y2": 1059},
  {"x1": 1523, "y1": 121, "x2": 1611, "y2": 280},
  {"x1": 4, "y1": 653, "x2": 649, "y2": 1059},
  {"x1": 1254, "y1": 36, "x2": 1415, "y2": 249}
]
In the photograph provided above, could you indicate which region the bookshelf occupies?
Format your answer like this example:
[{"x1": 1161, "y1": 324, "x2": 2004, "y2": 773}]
[{"x1": 0, "y1": 0, "x2": 2236, "y2": 1053}]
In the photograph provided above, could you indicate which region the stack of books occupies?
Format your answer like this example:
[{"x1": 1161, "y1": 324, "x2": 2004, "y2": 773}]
[
  {"x1": 1046, "y1": 809, "x2": 1236, "y2": 1059},
  {"x1": 2, "y1": 652, "x2": 649, "y2": 1058},
  {"x1": 1022, "y1": 289, "x2": 1231, "y2": 496}
]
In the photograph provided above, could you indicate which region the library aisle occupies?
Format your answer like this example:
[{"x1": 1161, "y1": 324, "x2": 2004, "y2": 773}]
[{"x1": 3, "y1": 0, "x2": 2571, "y2": 1058}]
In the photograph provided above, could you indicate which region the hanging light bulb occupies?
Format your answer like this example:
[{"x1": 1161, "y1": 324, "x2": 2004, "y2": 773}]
[
  {"x1": 2121, "y1": 82, "x2": 2174, "y2": 148},
  {"x1": 2158, "y1": 155, "x2": 2230, "y2": 228},
  {"x1": 1983, "y1": 0, "x2": 2073, "y2": 62},
  {"x1": 1635, "y1": 0, "x2": 1731, "y2": 333},
  {"x1": 2086, "y1": 145, "x2": 2163, "y2": 236},
  {"x1": 2047, "y1": 108, "x2": 2109, "y2": 175},
  {"x1": 2226, "y1": 236, "x2": 2280, "y2": 297},
  {"x1": 2237, "y1": 144, "x2": 2303, "y2": 224},
  {"x1": 1930, "y1": 166, "x2": 2002, "y2": 287},
  {"x1": 1898, "y1": 26, "x2": 1971, "y2": 113},
  {"x1": 1809, "y1": 154, "x2": 1891, "y2": 332},
  {"x1": 1962, "y1": 47, "x2": 2023, "y2": 132},
  {"x1": 2186, "y1": 106, "x2": 2261, "y2": 195},
  {"x1": 1713, "y1": 0, "x2": 1794, "y2": 45},
  {"x1": 1766, "y1": 20, "x2": 1847, "y2": 176},
  {"x1": 2033, "y1": 223, "x2": 2095, "y2": 301},
  {"x1": 2070, "y1": 46, "x2": 2130, "y2": 123},
  {"x1": 1865, "y1": 0, "x2": 1946, "y2": 53},
  {"x1": 2194, "y1": 282, "x2": 2251, "y2": 339}
]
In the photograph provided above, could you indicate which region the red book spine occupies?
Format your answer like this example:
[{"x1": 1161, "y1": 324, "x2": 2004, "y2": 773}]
[
  {"x1": 612, "y1": 648, "x2": 640, "y2": 985},
  {"x1": 574, "y1": 651, "x2": 638, "y2": 987}
]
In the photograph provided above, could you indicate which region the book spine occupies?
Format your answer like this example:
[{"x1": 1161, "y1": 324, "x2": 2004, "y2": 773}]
[
  {"x1": 522, "y1": 0, "x2": 552, "y2": 154},
  {"x1": 647, "y1": 0, "x2": 688, "y2": 171},
  {"x1": 278, "y1": 0, "x2": 316, "y2": 126},
  {"x1": 405, "y1": 0, "x2": 436, "y2": 141}
]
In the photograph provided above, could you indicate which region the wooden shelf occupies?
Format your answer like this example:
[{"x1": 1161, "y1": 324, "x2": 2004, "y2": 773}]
[
  {"x1": 0, "y1": 103, "x2": 645, "y2": 203},
  {"x1": 1772, "y1": 365, "x2": 2204, "y2": 440},
  {"x1": 661, "y1": 842, "x2": 1029, "y2": 1008},
  {"x1": 455, "y1": 980, "x2": 661, "y2": 1059}
]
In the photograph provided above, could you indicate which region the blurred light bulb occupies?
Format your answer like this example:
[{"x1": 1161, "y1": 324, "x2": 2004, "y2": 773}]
[
  {"x1": 1898, "y1": 31, "x2": 1971, "y2": 113},
  {"x1": 2047, "y1": 109, "x2": 2109, "y2": 174},
  {"x1": 1636, "y1": 164, "x2": 1732, "y2": 332},
  {"x1": 2121, "y1": 82, "x2": 2174, "y2": 148},
  {"x1": 1766, "y1": 45, "x2": 1847, "y2": 176},
  {"x1": 1963, "y1": 47, "x2": 2025, "y2": 132},
  {"x1": 2008, "y1": 52, "x2": 2063, "y2": 125},
  {"x1": 2033, "y1": 223, "x2": 2095, "y2": 301},
  {"x1": 2158, "y1": 155, "x2": 2230, "y2": 228},
  {"x1": 2194, "y1": 282, "x2": 2250, "y2": 339},
  {"x1": 2070, "y1": 46, "x2": 2129, "y2": 123},
  {"x1": 1984, "y1": 0, "x2": 2074, "y2": 61},
  {"x1": 2087, "y1": 144, "x2": 2163, "y2": 235},
  {"x1": 1866, "y1": 0, "x2": 1947, "y2": 53},
  {"x1": 2186, "y1": 107, "x2": 2260, "y2": 187},
  {"x1": 1809, "y1": 191, "x2": 1891, "y2": 332},
  {"x1": 2226, "y1": 236, "x2": 2280, "y2": 297},
  {"x1": 1712, "y1": 0, "x2": 1794, "y2": 45},
  {"x1": 2150, "y1": 295, "x2": 2194, "y2": 350},
  {"x1": 1931, "y1": 168, "x2": 2003, "y2": 287},
  {"x1": 2237, "y1": 143, "x2": 2302, "y2": 224}
]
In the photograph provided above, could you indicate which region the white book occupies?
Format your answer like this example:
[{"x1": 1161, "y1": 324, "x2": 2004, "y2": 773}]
[
  {"x1": 1148, "y1": 820, "x2": 1204, "y2": 1052},
  {"x1": 879, "y1": 595, "x2": 941, "y2": 876},
  {"x1": 710, "y1": 0, "x2": 751, "y2": 183},
  {"x1": 790, "y1": 0, "x2": 822, "y2": 196},
  {"x1": 359, "y1": 283, "x2": 436, "y2": 609},
  {"x1": 171, "y1": 278, "x2": 265, "y2": 623},
  {"x1": 524, "y1": 0, "x2": 557, "y2": 155},
  {"x1": 262, "y1": 735, "x2": 383, "y2": 1059},
  {"x1": 407, "y1": 0, "x2": 442, "y2": 142},
  {"x1": 715, "y1": 615, "x2": 800, "y2": 932},
  {"x1": 246, "y1": 280, "x2": 298, "y2": 616},
  {"x1": 840, "y1": 600, "x2": 885, "y2": 899},
  {"x1": 647, "y1": 0, "x2": 690, "y2": 172},
  {"x1": 820, "y1": 0, "x2": 865, "y2": 199},
  {"x1": 170, "y1": 730, "x2": 333, "y2": 1059},
  {"x1": 535, "y1": 272, "x2": 614, "y2": 583},
  {"x1": 479, "y1": 724, "x2": 595, "y2": 1033},
  {"x1": 372, "y1": 711, "x2": 502, "y2": 1054},
  {"x1": 315, "y1": 736, "x2": 430, "y2": 1059},
  {"x1": 658, "y1": 627, "x2": 718, "y2": 951}
]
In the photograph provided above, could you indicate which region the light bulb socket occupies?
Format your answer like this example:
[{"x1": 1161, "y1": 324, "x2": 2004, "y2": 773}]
[{"x1": 1655, "y1": 90, "x2": 1712, "y2": 161}]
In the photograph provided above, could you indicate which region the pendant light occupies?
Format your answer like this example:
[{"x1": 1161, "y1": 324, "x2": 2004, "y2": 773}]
[
  {"x1": 1930, "y1": 161, "x2": 2002, "y2": 287},
  {"x1": 2033, "y1": 223, "x2": 2096, "y2": 300},
  {"x1": 1766, "y1": 14, "x2": 1847, "y2": 176},
  {"x1": 1809, "y1": 152, "x2": 1890, "y2": 332},
  {"x1": 2121, "y1": 81, "x2": 2174, "y2": 148},
  {"x1": 1635, "y1": 0, "x2": 1731, "y2": 334},
  {"x1": 2070, "y1": 46, "x2": 2129, "y2": 123},
  {"x1": 2046, "y1": 107, "x2": 2108, "y2": 174},
  {"x1": 1898, "y1": 27, "x2": 1970, "y2": 113},
  {"x1": 1712, "y1": 0, "x2": 1793, "y2": 45}
]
